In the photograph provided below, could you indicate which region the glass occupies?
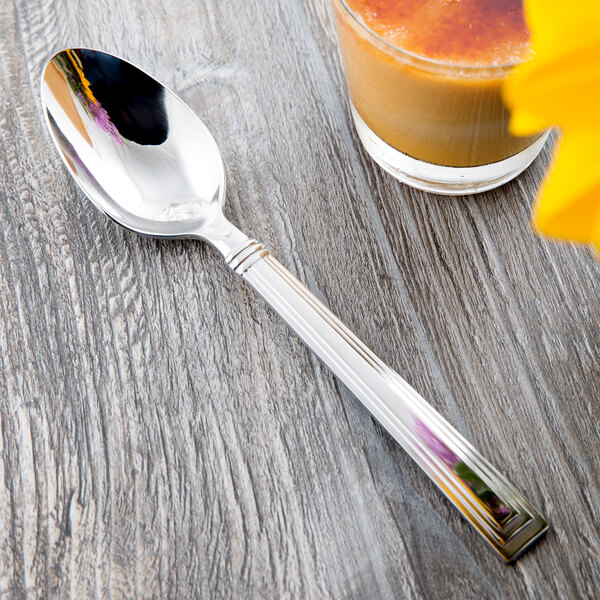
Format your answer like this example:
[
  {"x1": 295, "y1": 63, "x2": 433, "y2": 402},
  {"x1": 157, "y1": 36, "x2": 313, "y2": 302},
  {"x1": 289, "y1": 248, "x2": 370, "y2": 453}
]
[{"x1": 331, "y1": 0, "x2": 549, "y2": 194}]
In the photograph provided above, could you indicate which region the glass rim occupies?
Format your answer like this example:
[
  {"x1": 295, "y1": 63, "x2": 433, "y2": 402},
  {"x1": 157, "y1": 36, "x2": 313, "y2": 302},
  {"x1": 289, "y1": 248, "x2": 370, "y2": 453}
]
[{"x1": 335, "y1": 0, "x2": 528, "y2": 74}]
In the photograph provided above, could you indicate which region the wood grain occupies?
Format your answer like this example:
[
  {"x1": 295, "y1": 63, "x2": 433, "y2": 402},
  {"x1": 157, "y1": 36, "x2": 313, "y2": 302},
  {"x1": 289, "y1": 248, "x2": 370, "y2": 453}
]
[{"x1": 1, "y1": 0, "x2": 599, "y2": 598}]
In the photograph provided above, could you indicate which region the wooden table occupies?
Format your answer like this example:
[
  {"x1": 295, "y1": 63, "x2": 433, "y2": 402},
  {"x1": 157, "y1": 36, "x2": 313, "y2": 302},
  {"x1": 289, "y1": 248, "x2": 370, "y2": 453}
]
[{"x1": 1, "y1": 1, "x2": 598, "y2": 598}]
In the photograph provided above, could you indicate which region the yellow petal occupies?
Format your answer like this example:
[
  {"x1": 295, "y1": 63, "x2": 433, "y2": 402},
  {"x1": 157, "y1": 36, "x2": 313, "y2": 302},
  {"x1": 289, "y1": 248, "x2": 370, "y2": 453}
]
[
  {"x1": 533, "y1": 129, "x2": 600, "y2": 244},
  {"x1": 509, "y1": 107, "x2": 551, "y2": 137},
  {"x1": 524, "y1": 0, "x2": 600, "y2": 48},
  {"x1": 504, "y1": 38, "x2": 600, "y2": 133}
]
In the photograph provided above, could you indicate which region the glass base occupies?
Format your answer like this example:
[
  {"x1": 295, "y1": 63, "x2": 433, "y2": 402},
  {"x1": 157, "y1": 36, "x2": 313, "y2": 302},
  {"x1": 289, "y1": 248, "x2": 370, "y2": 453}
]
[{"x1": 351, "y1": 106, "x2": 550, "y2": 195}]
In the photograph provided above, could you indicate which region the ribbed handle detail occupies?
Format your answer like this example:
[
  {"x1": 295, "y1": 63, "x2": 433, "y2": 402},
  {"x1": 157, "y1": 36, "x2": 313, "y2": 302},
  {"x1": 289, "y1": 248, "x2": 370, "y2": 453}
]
[{"x1": 225, "y1": 239, "x2": 269, "y2": 274}]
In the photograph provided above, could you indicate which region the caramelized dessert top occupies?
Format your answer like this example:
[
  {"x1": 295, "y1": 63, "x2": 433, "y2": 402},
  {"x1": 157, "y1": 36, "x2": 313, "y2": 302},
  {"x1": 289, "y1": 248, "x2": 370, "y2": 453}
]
[{"x1": 344, "y1": 0, "x2": 530, "y2": 66}]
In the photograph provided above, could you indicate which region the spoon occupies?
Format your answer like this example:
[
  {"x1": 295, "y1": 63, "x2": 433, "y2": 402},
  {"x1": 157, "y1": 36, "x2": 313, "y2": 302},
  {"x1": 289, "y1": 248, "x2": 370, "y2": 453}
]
[{"x1": 41, "y1": 48, "x2": 547, "y2": 561}]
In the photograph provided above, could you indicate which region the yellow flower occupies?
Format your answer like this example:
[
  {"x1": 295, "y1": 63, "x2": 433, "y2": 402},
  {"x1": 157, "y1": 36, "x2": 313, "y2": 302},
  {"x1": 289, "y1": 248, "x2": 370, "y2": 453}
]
[{"x1": 503, "y1": 1, "x2": 600, "y2": 251}]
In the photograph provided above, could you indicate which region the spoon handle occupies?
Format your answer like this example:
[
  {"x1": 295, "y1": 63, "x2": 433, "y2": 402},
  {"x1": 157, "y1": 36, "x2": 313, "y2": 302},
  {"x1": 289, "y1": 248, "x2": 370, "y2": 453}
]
[{"x1": 231, "y1": 248, "x2": 547, "y2": 562}]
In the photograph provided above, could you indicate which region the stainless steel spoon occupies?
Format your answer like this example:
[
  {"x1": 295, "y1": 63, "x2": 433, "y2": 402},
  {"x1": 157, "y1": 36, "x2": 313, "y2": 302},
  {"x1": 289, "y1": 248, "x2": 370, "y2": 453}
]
[{"x1": 41, "y1": 48, "x2": 547, "y2": 561}]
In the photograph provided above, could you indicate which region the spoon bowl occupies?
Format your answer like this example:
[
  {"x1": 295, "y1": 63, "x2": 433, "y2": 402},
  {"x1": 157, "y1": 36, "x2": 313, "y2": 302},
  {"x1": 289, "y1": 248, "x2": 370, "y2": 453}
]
[{"x1": 41, "y1": 48, "x2": 225, "y2": 237}]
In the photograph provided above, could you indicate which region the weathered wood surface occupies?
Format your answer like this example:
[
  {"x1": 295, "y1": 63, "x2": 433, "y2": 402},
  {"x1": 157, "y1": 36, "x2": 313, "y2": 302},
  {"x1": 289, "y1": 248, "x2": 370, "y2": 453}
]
[{"x1": 0, "y1": 0, "x2": 599, "y2": 598}]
